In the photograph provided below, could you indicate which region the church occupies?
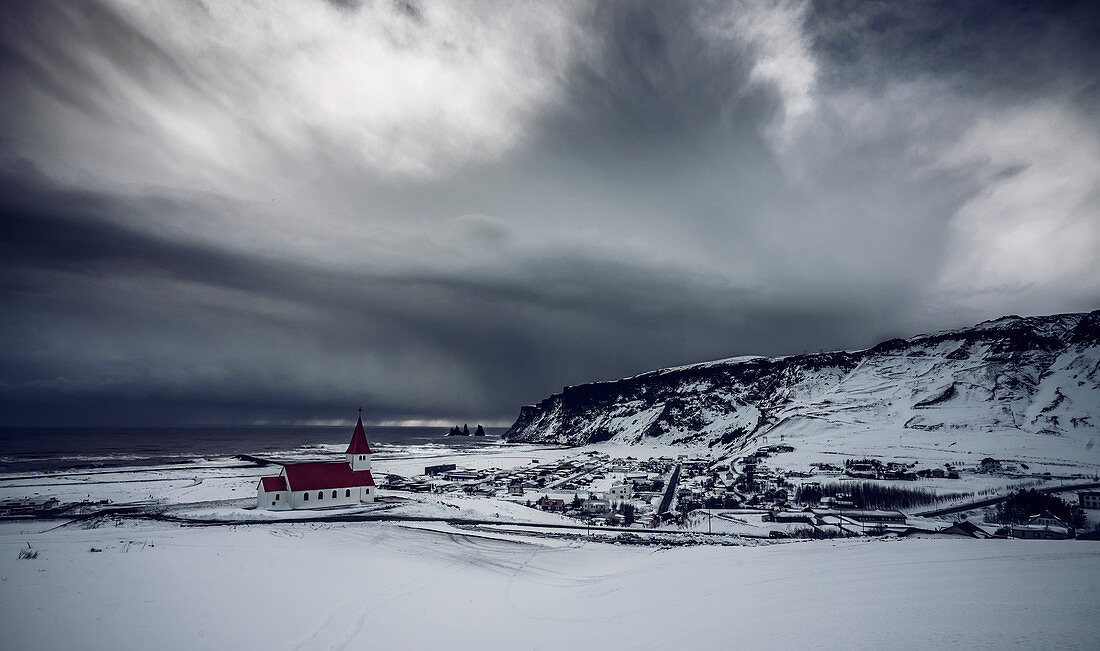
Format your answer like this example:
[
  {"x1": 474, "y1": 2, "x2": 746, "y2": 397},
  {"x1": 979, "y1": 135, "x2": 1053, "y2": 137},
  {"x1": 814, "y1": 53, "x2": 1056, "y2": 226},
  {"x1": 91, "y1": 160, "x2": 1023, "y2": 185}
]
[{"x1": 256, "y1": 415, "x2": 376, "y2": 510}]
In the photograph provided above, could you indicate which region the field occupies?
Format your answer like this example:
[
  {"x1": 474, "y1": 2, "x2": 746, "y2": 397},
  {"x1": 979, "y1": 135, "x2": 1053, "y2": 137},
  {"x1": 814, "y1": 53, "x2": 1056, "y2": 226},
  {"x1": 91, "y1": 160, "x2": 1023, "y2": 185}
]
[
  {"x1": 1, "y1": 441, "x2": 1099, "y2": 649},
  {"x1": 2, "y1": 519, "x2": 1098, "y2": 650}
]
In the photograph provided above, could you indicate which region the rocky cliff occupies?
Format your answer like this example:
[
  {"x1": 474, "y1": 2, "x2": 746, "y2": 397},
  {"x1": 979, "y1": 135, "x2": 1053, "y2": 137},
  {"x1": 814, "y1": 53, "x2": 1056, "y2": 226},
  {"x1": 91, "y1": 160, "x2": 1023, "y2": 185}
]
[{"x1": 505, "y1": 311, "x2": 1100, "y2": 458}]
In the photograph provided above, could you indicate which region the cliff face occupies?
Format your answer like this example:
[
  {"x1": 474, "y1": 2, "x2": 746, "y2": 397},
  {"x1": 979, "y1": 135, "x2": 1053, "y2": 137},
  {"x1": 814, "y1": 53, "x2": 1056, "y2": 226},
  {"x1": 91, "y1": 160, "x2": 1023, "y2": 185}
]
[{"x1": 504, "y1": 311, "x2": 1100, "y2": 452}]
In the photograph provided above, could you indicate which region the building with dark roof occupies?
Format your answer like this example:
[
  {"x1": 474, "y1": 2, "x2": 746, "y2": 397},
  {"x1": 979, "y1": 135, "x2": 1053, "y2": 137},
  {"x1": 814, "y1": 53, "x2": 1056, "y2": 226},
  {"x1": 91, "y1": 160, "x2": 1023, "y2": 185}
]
[
  {"x1": 256, "y1": 415, "x2": 376, "y2": 510},
  {"x1": 1009, "y1": 511, "x2": 1070, "y2": 540}
]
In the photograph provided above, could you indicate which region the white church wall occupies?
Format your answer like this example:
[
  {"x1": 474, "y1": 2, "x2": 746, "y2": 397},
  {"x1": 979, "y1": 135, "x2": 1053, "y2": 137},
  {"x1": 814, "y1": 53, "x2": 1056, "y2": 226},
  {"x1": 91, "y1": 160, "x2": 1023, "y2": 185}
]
[
  {"x1": 257, "y1": 484, "x2": 292, "y2": 511},
  {"x1": 347, "y1": 453, "x2": 372, "y2": 472},
  {"x1": 288, "y1": 486, "x2": 369, "y2": 509},
  {"x1": 271, "y1": 491, "x2": 290, "y2": 510}
]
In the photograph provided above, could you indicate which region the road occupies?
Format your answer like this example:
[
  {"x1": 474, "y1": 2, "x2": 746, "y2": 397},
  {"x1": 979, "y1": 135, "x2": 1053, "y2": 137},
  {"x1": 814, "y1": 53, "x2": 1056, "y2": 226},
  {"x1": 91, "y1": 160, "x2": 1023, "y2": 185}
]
[
  {"x1": 657, "y1": 463, "x2": 682, "y2": 515},
  {"x1": 915, "y1": 480, "x2": 1100, "y2": 517},
  {"x1": 41, "y1": 503, "x2": 773, "y2": 540}
]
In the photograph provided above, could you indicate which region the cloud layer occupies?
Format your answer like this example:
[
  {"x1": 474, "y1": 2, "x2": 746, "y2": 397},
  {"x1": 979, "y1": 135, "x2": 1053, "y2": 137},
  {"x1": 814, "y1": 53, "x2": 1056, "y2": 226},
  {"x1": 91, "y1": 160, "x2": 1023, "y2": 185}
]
[{"x1": 1, "y1": 0, "x2": 1098, "y2": 425}]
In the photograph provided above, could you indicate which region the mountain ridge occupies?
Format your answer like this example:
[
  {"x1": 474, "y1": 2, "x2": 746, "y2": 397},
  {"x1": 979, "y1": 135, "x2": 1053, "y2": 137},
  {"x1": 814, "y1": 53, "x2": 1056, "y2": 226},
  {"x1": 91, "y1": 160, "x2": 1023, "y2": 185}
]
[{"x1": 504, "y1": 311, "x2": 1100, "y2": 466}]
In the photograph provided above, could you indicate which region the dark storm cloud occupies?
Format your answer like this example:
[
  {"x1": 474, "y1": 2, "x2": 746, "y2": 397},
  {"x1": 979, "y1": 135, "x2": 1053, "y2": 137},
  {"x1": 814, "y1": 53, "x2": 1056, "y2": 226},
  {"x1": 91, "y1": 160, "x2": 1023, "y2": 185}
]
[
  {"x1": 0, "y1": 165, "x2": 903, "y2": 426},
  {"x1": 0, "y1": 1, "x2": 1097, "y2": 426},
  {"x1": 805, "y1": 0, "x2": 1100, "y2": 107}
]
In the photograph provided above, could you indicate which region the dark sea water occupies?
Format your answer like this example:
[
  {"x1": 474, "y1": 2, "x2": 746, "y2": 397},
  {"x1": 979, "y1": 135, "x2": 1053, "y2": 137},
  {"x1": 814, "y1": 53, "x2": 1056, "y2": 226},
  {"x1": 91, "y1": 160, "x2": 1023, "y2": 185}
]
[{"x1": 0, "y1": 426, "x2": 508, "y2": 473}]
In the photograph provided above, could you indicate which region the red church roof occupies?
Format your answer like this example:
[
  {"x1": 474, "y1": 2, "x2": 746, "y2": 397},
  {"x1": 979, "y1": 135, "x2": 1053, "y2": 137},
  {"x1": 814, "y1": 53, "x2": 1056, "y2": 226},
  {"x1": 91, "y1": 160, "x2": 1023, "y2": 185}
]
[
  {"x1": 283, "y1": 462, "x2": 375, "y2": 491},
  {"x1": 259, "y1": 476, "x2": 287, "y2": 492},
  {"x1": 345, "y1": 416, "x2": 372, "y2": 455}
]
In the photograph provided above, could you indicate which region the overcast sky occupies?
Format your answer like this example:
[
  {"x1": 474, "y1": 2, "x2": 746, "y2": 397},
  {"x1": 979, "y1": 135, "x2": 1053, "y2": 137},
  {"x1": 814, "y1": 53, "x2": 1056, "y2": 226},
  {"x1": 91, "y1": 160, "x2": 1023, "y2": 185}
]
[{"x1": 1, "y1": 0, "x2": 1098, "y2": 426}]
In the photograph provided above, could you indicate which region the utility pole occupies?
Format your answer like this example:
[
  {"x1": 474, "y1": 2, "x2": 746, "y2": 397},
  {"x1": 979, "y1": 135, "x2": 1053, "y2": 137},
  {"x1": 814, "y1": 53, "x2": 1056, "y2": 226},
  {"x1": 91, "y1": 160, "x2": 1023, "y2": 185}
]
[{"x1": 585, "y1": 491, "x2": 591, "y2": 539}]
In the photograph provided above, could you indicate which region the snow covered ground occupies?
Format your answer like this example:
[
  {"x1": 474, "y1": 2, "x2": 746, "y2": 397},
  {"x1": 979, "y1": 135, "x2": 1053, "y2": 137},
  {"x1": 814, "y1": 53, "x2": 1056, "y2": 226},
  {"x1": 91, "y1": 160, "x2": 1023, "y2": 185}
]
[
  {"x1": 3, "y1": 441, "x2": 1099, "y2": 649},
  {"x1": 1, "y1": 520, "x2": 1097, "y2": 650},
  {"x1": 0, "y1": 442, "x2": 575, "y2": 509}
]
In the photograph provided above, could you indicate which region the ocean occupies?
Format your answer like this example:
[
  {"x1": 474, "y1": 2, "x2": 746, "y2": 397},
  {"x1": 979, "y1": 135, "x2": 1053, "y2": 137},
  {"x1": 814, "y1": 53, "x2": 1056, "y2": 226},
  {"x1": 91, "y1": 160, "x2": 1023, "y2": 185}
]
[{"x1": 0, "y1": 425, "x2": 508, "y2": 474}]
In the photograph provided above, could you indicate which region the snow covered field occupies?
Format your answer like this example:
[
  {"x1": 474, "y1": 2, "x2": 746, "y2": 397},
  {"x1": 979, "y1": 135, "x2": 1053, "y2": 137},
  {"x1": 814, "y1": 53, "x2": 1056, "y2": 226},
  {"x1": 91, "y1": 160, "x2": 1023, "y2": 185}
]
[
  {"x1": 2, "y1": 441, "x2": 1099, "y2": 649},
  {"x1": 1, "y1": 520, "x2": 1097, "y2": 650},
  {"x1": 0, "y1": 441, "x2": 575, "y2": 509}
]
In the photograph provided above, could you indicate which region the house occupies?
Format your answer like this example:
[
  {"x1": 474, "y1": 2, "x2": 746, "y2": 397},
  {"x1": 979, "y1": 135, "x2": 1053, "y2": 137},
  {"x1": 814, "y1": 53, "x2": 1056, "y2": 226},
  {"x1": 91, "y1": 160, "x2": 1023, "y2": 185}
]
[
  {"x1": 0, "y1": 497, "x2": 60, "y2": 516},
  {"x1": 583, "y1": 498, "x2": 611, "y2": 515},
  {"x1": 1078, "y1": 491, "x2": 1100, "y2": 510},
  {"x1": 509, "y1": 484, "x2": 525, "y2": 496},
  {"x1": 256, "y1": 415, "x2": 376, "y2": 510},
  {"x1": 536, "y1": 496, "x2": 565, "y2": 512},
  {"x1": 1029, "y1": 510, "x2": 1067, "y2": 529},
  {"x1": 591, "y1": 475, "x2": 633, "y2": 502},
  {"x1": 606, "y1": 481, "x2": 632, "y2": 501},
  {"x1": 1008, "y1": 511, "x2": 1071, "y2": 539},
  {"x1": 425, "y1": 463, "x2": 457, "y2": 476},
  {"x1": 1010, "y1": 523, "x2": 1070, "y2": 540},
  {"x1": 443, "y1": 469, "x2": 483, "y2": 481}
]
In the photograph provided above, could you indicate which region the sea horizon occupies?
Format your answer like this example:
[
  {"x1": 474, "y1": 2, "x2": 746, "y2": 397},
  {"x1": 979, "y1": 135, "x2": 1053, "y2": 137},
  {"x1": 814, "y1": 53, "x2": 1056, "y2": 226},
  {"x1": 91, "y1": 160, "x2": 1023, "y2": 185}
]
[{"x1": 0, "y1": 424, "x2": 510, "y2": 474}]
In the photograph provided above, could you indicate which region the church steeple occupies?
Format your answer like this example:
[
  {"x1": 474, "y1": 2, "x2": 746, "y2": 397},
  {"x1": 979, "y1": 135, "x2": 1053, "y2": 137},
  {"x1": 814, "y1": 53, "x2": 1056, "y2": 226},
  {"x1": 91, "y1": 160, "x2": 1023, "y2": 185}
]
[{"x1": 346, "y1": 410, "x2": 372, "y2": 471}]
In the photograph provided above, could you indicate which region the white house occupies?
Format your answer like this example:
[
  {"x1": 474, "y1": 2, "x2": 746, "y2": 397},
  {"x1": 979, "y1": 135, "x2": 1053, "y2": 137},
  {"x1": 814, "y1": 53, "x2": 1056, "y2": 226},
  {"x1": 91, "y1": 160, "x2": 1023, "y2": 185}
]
[
  {"x1": 1009, "y1": 511, "x2": 1070, "y2": 539},
  {"x1": 1029, "y1": 510, "x2": 1067, "y2": 528},
  {"x1": 606, "y1": 481, "x2": 633, "y2": 501},
  {"x1": 1078, "y1": 491, "x2": 1100, "y2": 510},
  {"x1": 256, "y1": 415, "x2": 376, "y2": 510},
  {"x1": 591, "y1": 474, "x2": 633, "y2": 503}
]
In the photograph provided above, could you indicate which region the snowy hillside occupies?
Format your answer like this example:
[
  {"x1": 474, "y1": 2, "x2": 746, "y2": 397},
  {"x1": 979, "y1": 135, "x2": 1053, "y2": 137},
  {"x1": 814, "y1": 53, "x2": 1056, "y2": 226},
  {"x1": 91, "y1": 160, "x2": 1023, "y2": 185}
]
[{"x1": 505, "y1": 310, "x2": 1100, "y2": 470}]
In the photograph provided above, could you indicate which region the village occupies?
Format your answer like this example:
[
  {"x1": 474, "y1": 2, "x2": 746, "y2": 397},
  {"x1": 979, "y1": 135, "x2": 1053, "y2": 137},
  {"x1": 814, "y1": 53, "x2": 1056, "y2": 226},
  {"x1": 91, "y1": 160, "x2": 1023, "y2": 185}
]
[
  {"x1": 374, "y1": 438, "x2": 1099, "y2": 541},
  {"x1": 3, "y1": 419, "x2": 1097, "y2": 544}
]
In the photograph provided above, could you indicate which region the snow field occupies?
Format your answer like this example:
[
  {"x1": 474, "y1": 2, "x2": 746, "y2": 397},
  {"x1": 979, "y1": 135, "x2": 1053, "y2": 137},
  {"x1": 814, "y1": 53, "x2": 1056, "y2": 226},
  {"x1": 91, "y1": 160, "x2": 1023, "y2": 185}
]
[{"x1": 1, "y1": 521, "x2": 1097, "y2": 650}]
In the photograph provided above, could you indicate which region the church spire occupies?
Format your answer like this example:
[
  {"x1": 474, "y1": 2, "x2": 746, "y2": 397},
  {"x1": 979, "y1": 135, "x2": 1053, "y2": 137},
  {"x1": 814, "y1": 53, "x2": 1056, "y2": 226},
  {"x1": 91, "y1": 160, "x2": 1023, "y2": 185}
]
[
  {"x1": 346, "y1": 413, "x2": 372, "y2": 455},
  {"x1": 346, "y1": 410, "x2": 372, "y2": 471}
]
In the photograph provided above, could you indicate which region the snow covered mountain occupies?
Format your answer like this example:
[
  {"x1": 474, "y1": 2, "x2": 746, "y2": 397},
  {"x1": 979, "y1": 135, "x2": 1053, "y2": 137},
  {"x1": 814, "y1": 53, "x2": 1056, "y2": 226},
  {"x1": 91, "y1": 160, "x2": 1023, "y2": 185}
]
[{"x1": 505, "y1": 311, "x2": 1100, "y2": 467}]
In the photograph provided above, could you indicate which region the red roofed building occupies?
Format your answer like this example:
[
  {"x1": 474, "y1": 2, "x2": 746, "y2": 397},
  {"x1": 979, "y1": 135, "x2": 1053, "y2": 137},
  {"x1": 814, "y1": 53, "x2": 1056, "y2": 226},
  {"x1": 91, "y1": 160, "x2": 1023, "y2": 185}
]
[{"x1": 257, "y1": 415, "x2": 376, "y2": 510}]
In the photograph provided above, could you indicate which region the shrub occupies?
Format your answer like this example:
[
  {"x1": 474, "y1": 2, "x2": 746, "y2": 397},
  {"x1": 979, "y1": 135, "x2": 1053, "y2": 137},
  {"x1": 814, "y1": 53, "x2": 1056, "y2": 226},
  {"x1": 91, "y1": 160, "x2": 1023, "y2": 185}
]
[
  {"x1": 795, "y1": 481, "x2": 970, "y2": 509},
  {"x1": 788, "y1": 526, "x2": 848, "y2": 539},
  {"x1": 994, "y1": 489, "x2": 1086, "y2": 527}
]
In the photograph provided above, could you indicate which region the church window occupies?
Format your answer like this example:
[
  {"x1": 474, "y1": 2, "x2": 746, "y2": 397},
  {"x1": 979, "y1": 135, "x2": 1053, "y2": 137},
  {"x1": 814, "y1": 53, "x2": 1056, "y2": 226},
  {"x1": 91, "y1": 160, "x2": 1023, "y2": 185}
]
[
  {"x1": 304, "y1": 493, "x2": 308, "y2": 501},
  {"x1": 332, "y1": 490, "x2": 337, "y2": 498},
  {"x1": 318, "y1": 491, "x2": 324, "y2": 500},
  {"x1": 275, "y1": 494, "x2": 280, "y2": 501}
]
